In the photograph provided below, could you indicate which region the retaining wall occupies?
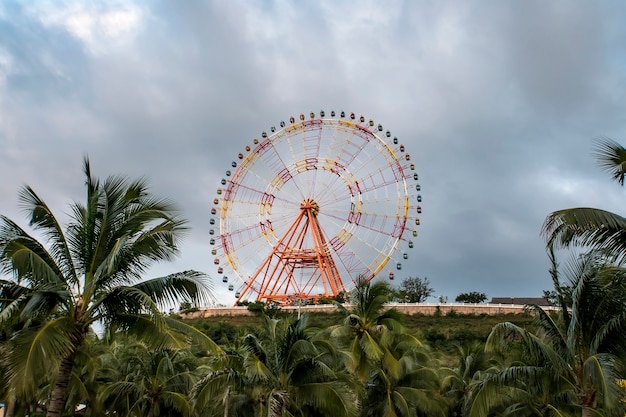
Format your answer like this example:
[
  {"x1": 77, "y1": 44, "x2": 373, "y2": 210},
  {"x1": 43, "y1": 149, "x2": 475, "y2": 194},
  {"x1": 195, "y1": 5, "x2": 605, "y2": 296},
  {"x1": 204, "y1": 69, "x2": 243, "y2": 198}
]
[{"x1": 182, "y1": 303, "x2": 554, "y2": 319}]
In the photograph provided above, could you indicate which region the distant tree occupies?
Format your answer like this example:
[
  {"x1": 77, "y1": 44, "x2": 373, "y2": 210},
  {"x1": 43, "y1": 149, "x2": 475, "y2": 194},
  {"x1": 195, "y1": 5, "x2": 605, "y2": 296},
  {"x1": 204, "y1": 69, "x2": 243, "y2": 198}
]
[
  {"x1": 397, "y1": 276, "x2": 434, "y2": 303},
  {"x1": 178, "y1": 301, "x2": 198, "y2": 313},
  {"x1": 542, "y1": 289, "x2": 572, "y2": 307},
  {"x1": 455, "y1": 291, "x2": 487, "y2": 304}
]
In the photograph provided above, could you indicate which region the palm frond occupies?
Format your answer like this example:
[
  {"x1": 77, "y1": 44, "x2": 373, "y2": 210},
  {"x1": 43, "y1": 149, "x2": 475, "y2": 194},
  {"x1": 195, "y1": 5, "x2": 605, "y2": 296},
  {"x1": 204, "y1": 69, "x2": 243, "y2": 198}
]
[
  {"x1": 70, "y1": 160, "x2": 188, "y2": 290},
  {"x1": 582, "y1": 353, "x2": 622, "y2": 410},
  {"x1": 542, "y1": 208, "x2": 626, "y2": 262},
  {"x1": 162, "y1": 316, "x2": 222, "y2": 353},
  {"x1": 132, "y1": 270, "x2": 216, "y2": 309},
  {"x1": 161, "y1": 391, "x2": 193, "y2": 416},
  {"x1": 117, "y1": 314, "x2": 190, "y2": 350},
  {"x1": 294, "y1": 381, "x2": 357, "y2": 417},
  {"x1": 0, "y1": 216, "x2": 68, "y2": 287},
  {"x1": 8, "y1": 316, "x2": 76, "y2": 397},
  {"x1": 192, "y1": 371, "x2": 232, "y2": 412},
  {"x1": 359, "y1": 330, "x2": 385, "y2": 361},
  {"x1": 525, "y1": 304, "x2": 567, "y2": 353},
  {"x1": 95, "y1": 285, "x2": 162, "y2": 322},
  {"x1": 592, "y1": 137, "x2": 626, "y2": 186},
  {"x1": 16, "y1": 186, "x2": 77, "y2": 283},
  {"x1": 0, "y1": 279, "x2": 33, "y2": 323},
  {"x1": 19, "y1": 285, "x2": 70, "y2": 322},
  {"x1": 467, "y1": 377, "x2": 527, "y2": 417},
  {"x1": 486, "y1": 322, "x2": 568, "y2": 372}
]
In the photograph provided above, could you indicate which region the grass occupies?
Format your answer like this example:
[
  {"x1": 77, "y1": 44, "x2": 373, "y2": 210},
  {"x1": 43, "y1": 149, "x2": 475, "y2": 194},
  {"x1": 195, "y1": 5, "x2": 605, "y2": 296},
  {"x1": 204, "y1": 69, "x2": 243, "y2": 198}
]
[{"x1": 182, "y1": 308, "x2": 536, "y2": 361}]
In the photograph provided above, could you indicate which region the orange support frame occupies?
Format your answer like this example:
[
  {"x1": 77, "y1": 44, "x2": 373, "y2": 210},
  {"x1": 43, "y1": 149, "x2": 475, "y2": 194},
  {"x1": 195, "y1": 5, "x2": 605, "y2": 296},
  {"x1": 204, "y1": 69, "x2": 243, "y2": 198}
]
[{"x1": 234, "y1": 198, "x2": 345, "y2": 305}]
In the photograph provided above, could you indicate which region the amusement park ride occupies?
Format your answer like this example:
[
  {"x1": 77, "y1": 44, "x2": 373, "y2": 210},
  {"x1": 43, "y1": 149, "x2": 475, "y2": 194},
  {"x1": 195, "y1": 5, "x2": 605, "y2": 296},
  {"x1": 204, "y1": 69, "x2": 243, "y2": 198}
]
[{"x1": 210, "y1": 111, "x2": 422, "y2": 305}]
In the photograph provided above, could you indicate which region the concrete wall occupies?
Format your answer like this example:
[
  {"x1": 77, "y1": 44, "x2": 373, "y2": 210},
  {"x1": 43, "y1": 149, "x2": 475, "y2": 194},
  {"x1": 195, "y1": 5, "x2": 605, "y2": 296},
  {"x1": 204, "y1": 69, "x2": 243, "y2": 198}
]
[{"x1": 182, "y1": 302, "x2": 555, "y2": 319}]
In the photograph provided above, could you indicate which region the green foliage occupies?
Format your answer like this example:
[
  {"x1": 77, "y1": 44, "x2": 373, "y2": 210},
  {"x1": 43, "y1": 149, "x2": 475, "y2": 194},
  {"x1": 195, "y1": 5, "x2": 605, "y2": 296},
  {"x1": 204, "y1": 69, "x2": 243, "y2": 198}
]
[
  {"x1": 99, "y1": 337, "x2": 203, "y2": 417},
  {"x1": 317, "y1": 291, "x2": 347, "y2": 304},
  {"x1": 542, "y1": 247, "x2": 573, "y2": 307},
  {"x1": 471, "y1": 251, "x2": 626, "y2": 417},
  {"x1": 0, "y1": 300, "x2": 560, "y2": 417},
  {"x1": 202, "y1": 321, "x2": 239, "y2": 345},
  {"x1": 179, "y1": 301, "x2": 199, "y2": 314},
  {"x1": 455, "y1": 291, "x2": 487, "y2": 303},
  {"x1": 264, "y1": 300, "x2": 282, "y2": 317},
  {"x1": 327, "y1": 276, "x2": 452, "y2": 417},
  {"x1": 245, "y1": 301, "x2": 265, "y2": 313},
  {"x1": 423, "y1": 328, "x2": 446, "y2": 345},
  {"x1": 395, "y1": 276, "x2": 435, "y2": 303},
  {"x1": 445, "y1": 309, "x2": 459, "y2": 317},
  {"x1": 193, "y1": 314, "x2": 357, "y2": 417}
]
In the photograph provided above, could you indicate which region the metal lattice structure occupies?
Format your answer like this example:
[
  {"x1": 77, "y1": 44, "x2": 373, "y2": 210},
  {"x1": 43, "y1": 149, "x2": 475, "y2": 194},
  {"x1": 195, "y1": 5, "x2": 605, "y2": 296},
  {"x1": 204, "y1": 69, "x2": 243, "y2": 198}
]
[{"x1": 210, "y1": 111, "x2": 422, "y2": 305}]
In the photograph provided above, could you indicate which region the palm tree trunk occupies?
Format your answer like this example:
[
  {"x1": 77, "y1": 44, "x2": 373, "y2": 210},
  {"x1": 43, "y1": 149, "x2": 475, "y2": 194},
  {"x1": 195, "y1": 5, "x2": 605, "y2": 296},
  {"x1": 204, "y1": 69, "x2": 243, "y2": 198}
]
[
  {"x1": 578, "y1": 390, "x2": 596, "y2": 417},
  {"x1": 147, "y1": 397, "x2": 156, "y2": 417},
  {"x1": 223, "y1": 386, "x2": 230, "y2": 417},
  {"x1": 4, "y1": 393, "x2": 16, "y2": 417},
  {"x1": 46, "y1": 352, "x2": 76, "y2": 417}
]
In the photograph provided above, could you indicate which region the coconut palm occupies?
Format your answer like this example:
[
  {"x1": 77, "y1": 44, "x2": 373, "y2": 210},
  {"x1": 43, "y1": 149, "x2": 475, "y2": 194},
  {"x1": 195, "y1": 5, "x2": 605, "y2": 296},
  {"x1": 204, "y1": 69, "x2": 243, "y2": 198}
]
[
  {"x1": 100, "y1": 338, "x2": 201, "y2": 417},
  {"x1": 64, "y1": 334, "x2": 117, "y2": 417},
  {"x1": 0, "y1": 158, "x2": 217, "y2": 417},
  {"x1": 194, "y1": 313, "x2": 357, "y2": 417},
  {"x1": 440, "y1": 340, "x2": 502, "y2": 417},
  {"x1": 361, "y1": 340, "x2": 447, "y2": 417},
  {"x1": 332, "y1": 276, "x2": 407, "y2": 383},
  {"x1": 543, "y1": 138, "x2": 626, "y2": 262},
  {"x1": 331, "y1": 277, "x2": 447, "y2": 417},
  {"x1": 469, "y1": 252, "x2": 626, "y2": 417}
]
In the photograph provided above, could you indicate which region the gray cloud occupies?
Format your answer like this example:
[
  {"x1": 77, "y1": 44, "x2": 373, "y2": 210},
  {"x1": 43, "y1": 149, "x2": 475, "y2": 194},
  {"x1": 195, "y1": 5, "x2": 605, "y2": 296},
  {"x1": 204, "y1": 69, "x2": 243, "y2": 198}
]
[{"x1": 2, "y1": 0, "x2": 626, "y2": 304}]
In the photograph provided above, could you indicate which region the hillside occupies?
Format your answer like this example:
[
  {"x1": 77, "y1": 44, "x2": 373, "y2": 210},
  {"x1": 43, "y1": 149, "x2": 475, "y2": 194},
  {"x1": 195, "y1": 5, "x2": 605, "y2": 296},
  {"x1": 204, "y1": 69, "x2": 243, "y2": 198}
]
[{"x1": 181, "y1": 308, "x2": 537, "y2": 362}]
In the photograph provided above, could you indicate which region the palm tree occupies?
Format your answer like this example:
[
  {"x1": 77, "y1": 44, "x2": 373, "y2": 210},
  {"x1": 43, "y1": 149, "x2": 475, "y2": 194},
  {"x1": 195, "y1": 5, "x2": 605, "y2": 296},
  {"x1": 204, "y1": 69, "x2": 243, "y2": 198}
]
[
  {"x1": 361, "y1": 340, "x2": 447, "y2": 417},
  {"x1": 543, "y1": 138, "x2": 626, "y2": 262},
  {"x1": 100, "y1": 338, "x2": 201, "y2": 417},
  {"x1": 440, "y1": 340, "x2": 502, "y2": 417},
  {"x1": 65, "y1": 334, "x2": 120, "y2": 416},
  {"x1": 331, "y1": 277, "x2": 447, "y2": 417},
  {"x1": 194, "y1": 313, "x2": 357, "y2": 417},
  {"x1": 332, "y1": 276, "x2": 407, "y2": 383},
  {"x1": 0, "y1": 158, "x2": 217, "y2": 417},
  {"x1": 469, "y1": 252, "x2": 626, "y2": 417},
  {"x1": 192, "y1": 342, "x2": 248, "y2": 417}
]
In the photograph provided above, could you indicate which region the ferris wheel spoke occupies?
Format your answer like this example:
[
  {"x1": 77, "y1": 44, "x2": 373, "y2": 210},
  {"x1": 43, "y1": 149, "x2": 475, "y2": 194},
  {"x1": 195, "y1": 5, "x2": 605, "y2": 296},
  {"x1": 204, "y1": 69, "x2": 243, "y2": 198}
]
[
  {"x1": 303, "y1": 126, "x2": 323, "y2": 197},
  {"x1": 330, "y1": 225, "x2": 393, "y2": 279},
  {"x1": 263, "y1": 137, "x2": 309, "y2": 200},
  {"x1": 316, "y1": 208, "x2": 352, "y2": 229},
  {"x1": 315, "y1": 189, "x2": 352, "y2": 213},
  {"x1": 353, "y1": 216, "x2": 395, "y2": 241}
]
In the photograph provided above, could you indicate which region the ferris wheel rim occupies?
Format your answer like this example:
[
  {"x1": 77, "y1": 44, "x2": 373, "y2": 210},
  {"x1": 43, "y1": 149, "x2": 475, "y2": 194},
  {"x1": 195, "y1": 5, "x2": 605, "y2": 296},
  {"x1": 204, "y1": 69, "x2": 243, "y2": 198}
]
[{"x1": 211, "y1": 111, "x2": 421, "y2": 301}]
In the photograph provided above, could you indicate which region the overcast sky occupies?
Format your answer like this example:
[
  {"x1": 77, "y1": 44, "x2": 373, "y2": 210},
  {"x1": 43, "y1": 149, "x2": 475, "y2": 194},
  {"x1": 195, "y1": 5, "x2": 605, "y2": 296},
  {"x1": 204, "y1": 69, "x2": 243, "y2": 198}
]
[{"x1": 2, "y1": 1, "x2": 626, "y2": 305}]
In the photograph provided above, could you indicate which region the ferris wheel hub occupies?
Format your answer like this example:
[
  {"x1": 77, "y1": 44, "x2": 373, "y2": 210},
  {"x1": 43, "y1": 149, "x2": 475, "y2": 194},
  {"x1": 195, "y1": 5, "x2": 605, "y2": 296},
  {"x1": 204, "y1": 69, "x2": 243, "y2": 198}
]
[{"x1": 300, "y1": 198, "x2": 320, "y2": 217}]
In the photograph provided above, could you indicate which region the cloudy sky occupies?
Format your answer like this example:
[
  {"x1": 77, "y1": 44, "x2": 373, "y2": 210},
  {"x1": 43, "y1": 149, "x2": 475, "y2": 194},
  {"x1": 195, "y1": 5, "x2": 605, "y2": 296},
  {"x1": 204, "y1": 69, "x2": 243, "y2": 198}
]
[{"x1": 2, "y1": 1, "x2": 626, "y2": 305}]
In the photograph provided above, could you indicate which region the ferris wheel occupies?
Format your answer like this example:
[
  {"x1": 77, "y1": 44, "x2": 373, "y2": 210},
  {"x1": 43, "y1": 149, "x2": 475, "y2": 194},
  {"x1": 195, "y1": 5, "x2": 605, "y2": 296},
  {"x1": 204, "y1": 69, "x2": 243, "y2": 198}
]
[{"x1": 210, "y1": 111, "x2": 422, "y2": 305}]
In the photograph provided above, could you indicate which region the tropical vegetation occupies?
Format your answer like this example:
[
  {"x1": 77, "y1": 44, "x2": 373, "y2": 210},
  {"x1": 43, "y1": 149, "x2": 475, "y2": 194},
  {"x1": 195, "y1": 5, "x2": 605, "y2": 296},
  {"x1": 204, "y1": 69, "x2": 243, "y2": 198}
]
[{"x1": 0, "y1": 158, "x2": 218, "y2": 417}]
